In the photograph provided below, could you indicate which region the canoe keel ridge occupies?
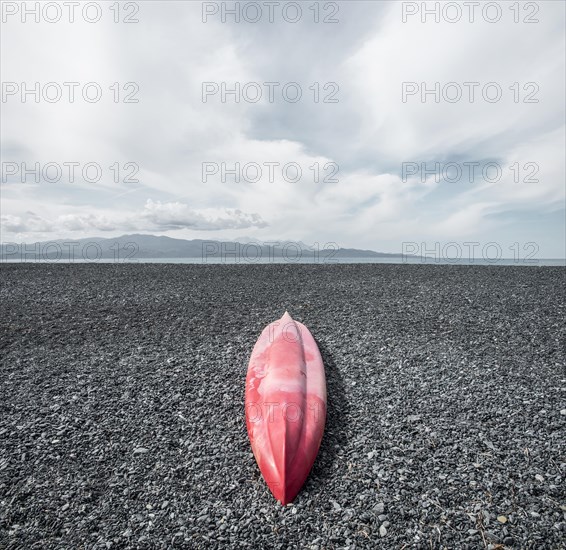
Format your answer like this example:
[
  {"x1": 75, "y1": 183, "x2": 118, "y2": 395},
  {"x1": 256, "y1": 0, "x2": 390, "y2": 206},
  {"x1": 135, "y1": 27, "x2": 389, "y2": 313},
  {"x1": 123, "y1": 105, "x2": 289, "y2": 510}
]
[{"x1": 245, "y1": 311, "x2": 327, "y2": 505}]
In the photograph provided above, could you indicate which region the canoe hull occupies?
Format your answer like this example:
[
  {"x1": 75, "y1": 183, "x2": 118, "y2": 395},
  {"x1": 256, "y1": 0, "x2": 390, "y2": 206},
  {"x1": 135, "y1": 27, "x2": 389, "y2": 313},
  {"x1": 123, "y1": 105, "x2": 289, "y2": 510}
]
[{"x1": 245, "y1": 312, "x2": 327, "y2": 505}]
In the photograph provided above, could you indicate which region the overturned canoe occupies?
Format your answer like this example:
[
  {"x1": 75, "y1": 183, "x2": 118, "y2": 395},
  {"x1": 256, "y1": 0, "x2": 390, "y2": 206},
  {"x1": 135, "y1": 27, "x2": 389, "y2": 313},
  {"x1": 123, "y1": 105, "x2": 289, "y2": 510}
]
[{"x1": 245, "y1": 311, "x2": 327, "y2": 504}]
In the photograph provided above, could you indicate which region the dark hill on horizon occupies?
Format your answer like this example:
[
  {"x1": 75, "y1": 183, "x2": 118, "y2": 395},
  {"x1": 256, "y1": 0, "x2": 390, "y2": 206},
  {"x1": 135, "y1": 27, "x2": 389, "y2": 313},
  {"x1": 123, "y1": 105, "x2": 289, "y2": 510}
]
[{"x1": 0, "y1": 234, "x2": 410, "y2": 261}]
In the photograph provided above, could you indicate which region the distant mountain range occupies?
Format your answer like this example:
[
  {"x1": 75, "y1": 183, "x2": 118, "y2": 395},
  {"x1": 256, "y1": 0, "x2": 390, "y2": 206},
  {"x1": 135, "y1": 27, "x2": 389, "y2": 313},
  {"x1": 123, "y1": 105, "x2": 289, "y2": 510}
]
[{"x1": 0, "y1": 234, "x2": 410, "y2": 261}]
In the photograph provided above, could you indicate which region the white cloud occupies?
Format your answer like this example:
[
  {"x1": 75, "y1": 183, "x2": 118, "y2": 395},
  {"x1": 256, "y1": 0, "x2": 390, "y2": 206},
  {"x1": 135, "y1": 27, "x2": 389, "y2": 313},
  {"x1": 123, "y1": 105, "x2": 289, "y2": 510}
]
[
  {"x1": 0, "y1": 200, "x2": 266, "y2": 237},
  {"x1": 1, "y1": 212, "x2": 53, "y2": 233},
  {"x1": 1, "y1": 1, "x2": 564, "y2": 256},
  {"x1": 140, "y1": 199, "x2": 267, "y2": 231}
]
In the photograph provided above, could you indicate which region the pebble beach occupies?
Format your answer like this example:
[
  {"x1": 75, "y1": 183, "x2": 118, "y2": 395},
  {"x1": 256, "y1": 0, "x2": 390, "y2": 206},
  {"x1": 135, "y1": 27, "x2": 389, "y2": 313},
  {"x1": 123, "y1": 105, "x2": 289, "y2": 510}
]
[{"x1": 1, "y1": 263, "x2": 565, "y2": 549}]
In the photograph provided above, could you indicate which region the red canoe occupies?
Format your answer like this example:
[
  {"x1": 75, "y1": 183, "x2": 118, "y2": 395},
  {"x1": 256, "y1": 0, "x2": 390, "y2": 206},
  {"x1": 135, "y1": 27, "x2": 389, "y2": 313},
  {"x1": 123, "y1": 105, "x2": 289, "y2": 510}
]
[{"x1": 245, "y1": 312, "x2": 327, "y2": 504}]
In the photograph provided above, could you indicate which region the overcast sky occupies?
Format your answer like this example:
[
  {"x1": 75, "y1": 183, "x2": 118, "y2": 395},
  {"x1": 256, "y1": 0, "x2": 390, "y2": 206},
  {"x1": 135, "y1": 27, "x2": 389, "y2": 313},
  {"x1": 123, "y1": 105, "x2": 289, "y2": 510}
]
[{"x1": 1, "y1": 1, "x2": 565, "y2": 256}]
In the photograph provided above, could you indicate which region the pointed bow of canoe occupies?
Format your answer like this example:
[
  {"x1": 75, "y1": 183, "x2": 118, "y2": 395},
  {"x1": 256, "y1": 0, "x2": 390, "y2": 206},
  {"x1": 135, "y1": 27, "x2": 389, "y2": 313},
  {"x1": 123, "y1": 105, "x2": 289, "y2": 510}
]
[{"x1": 245, "y1": 312, "x2": 327, "y2": 504}]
